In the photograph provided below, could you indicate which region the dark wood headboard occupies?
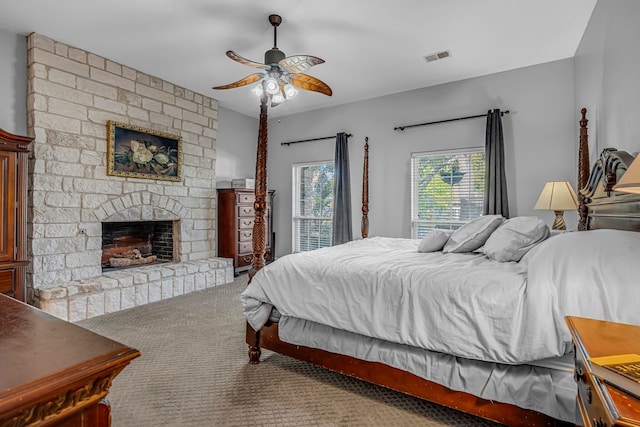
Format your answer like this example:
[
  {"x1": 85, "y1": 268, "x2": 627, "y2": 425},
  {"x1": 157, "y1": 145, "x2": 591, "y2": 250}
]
[{"x1": 577, "y1": 142, "x2": 640, "y2": 231}]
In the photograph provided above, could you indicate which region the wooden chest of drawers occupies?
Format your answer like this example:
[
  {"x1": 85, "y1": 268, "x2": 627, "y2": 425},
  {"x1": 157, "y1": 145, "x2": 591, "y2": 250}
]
[
  {"x1": 566, "y1": 316, "x2": 640, "y2": 427},
  {"x1": 217, "y1": 188, "x2": 275, "y2": 275}
]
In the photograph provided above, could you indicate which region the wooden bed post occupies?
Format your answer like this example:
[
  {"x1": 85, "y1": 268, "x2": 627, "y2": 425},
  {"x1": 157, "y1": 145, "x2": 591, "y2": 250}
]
[
  {"x1": 361, "y1": 137, "x2": 369, "y2": 239},
  {"x1": 249, "y1": 94, "x2": 269, "y2": 282},
  {"x1": 246, "y1": 324, "x2": 262, "y2": 364},
  {"x1": 578, "y1": 108, "x2": 590, "y2": 231},
  {"x1": 246, "y1": 93, "x2": 268, "y2": 364}
]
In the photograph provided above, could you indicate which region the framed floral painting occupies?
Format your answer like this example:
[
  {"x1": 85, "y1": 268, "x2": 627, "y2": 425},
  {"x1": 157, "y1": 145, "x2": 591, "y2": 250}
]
[{"x1": 106, "y1": 121, "x2": 182, "y2": 181}]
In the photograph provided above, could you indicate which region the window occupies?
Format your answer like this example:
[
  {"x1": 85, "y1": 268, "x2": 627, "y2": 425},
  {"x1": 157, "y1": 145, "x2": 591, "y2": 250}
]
[
  {"x1": 411, "y1": 148, "x2": 485, "y2": 239},
  {"x1": 292, "y1": 161, "x2": 334, "y2": 252}
]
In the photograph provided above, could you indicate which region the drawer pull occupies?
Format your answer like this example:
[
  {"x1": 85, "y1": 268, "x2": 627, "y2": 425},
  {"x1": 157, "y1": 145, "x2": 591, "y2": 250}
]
[
  {"x1": 586, "y1": 385, "x2": 592, "y2": 404},
  {"x1": 574, "y1": 364, "x2": 585, "y2": 382},
  {"x1": 592, "y1": 417, "x2": 606, "y2": 427}
]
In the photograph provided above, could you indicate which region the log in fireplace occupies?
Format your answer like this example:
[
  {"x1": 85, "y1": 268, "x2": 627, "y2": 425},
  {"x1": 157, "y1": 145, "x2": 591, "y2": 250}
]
[{"x1": 102, "y1": 221, "x2": 176, "y2": 271}]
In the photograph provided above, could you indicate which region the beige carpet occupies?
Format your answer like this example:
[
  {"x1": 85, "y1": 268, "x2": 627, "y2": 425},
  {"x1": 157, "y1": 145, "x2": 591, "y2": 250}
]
[{"x1": 78, "y1": 274, "x2": 503, "y2": 427}]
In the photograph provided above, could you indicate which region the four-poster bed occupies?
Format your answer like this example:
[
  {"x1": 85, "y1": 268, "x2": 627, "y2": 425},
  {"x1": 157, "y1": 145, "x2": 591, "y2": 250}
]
[{"x1": 243, "y1": 108, "x2": 640, "y2": 426}]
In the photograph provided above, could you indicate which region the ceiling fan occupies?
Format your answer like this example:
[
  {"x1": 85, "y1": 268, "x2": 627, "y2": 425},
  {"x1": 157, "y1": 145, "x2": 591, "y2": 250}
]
[{"x1": 212, "y1": 14, "x2": 332, "y2": 106}]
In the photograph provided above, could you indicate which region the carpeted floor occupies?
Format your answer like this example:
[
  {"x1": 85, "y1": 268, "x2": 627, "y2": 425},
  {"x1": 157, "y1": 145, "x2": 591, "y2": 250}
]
[{"x1": 78, "y1": 274, "x2": 503, "y2": 427}]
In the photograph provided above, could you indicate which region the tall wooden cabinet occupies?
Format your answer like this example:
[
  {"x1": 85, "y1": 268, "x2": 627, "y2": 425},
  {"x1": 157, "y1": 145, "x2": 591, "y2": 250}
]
[
  {"x1": 0, "y1": 128, "x2": 32, "y2": 302},
  {"x1": 217, "y1": 188, "x2": 275, "y2": 275}
]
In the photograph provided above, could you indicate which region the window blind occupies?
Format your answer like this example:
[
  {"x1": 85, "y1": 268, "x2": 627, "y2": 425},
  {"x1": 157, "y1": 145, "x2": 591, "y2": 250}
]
[
  {"x1": 411, "y1": 148, "x2": 486, "y2": 239},
  {"x1": 292, "y1": 161, "x2": 334, "y2": 252}
]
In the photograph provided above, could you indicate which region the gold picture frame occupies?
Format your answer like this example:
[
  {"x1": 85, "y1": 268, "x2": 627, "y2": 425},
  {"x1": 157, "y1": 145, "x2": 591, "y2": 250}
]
[{"x1": 106, "y1": 121, "x2": 182, "y2": 182}]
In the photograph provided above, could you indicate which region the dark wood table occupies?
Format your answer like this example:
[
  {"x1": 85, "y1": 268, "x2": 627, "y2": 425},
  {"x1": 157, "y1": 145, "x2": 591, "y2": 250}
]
[
  {"x1": 0, "y1": 295, "x2": 140, "y2": 426},
  {"x1": 566, "y1": 316, "x2": 640, "y2": 427}
]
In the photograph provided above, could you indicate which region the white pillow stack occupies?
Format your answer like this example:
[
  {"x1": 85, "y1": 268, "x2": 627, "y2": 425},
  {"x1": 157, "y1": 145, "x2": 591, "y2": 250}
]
[{"x1": 416, "y1": 215, "x2": 551, "y2": 261}]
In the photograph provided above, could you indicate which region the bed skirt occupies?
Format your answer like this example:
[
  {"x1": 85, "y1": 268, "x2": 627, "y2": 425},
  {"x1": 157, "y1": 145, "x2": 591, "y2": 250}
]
[{"x1": 278, "y1": 316, "x2": 577, "y2": 424}]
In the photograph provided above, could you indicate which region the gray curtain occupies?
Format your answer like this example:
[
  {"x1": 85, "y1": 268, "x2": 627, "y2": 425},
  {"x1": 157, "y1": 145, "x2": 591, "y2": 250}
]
[
  {"x1": 332, "y1": 132, "x2": 352, "y2": 245},
  {"x1": 484, "y1": 109, "x2": 509, "y2": 217}
]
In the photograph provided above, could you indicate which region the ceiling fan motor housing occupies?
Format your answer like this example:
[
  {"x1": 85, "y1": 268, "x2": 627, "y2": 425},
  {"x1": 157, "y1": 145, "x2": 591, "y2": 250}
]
[{"x1": 265, "y1": 48, "x2": 285, "y2": 65}]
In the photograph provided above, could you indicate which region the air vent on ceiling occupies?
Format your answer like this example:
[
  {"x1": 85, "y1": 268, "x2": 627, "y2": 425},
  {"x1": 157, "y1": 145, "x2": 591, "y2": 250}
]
[{"x1": 424, "y1": 50, "x2": 451, "y2": 63}]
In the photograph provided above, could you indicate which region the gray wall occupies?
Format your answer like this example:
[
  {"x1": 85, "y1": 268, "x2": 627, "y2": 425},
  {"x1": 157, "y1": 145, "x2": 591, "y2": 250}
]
[
  {"x1": 0, "y1": 29, "x2": 27, "y2": 134},
  {"x1": 574, "y1": 0, "x2": 640, "y2": 158},
  {"x1": 215, "y1": 106, "x2": 258, "y2": 183},
  {"x1": 267, "y1": 59, "x2": 577, "y2": 257}
]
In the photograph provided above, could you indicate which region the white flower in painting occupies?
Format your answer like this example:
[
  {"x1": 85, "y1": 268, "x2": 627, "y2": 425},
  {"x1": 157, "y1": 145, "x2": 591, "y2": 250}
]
[
  {"x1": 154, "y1": 152, "x2": 169, "y2": 165},
  {"x1": 131, "y1": 140, "x2": 153, "y2": 164}
]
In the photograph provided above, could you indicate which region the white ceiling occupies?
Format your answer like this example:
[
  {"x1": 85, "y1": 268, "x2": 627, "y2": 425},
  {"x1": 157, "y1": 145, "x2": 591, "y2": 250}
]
[{"x1": 0, "y1": 0, "x2": 597, "y2": 118}]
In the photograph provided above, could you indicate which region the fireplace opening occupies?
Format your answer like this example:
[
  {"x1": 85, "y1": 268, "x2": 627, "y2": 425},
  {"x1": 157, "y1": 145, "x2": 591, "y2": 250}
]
[{"x1": 102, "y1": 220, "x2": 176, "y2": 271}]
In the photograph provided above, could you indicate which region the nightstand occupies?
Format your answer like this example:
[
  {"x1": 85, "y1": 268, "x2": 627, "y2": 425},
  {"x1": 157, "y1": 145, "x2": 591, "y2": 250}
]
[{"x1": 565, "y1": 316, "x2": 640, "y2": 426}]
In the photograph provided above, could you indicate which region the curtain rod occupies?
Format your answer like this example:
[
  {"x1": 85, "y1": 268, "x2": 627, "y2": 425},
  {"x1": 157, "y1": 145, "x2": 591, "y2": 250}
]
[
  {"x1": 394, "y1": 110, "x2": 510, "y2": 131},
  {"x1": 281, "y1": 133, "x2": 352, "y2": 146}
]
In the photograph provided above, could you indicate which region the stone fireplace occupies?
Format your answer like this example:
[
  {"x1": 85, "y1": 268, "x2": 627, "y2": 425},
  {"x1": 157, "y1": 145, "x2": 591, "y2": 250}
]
[{"x1": 26, "y1": 33, "x2": 233, "y2": 321}]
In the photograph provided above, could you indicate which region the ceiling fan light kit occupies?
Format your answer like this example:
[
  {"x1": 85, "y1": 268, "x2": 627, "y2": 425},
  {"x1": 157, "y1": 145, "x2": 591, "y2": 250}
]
[
  {"x1": 251, "y1": 84, "x2": 264, "y2": 97},
  {"x1": 264, "y1": 77, "x2": 280, "y2": 95},
  {"x1": 271, "y1": 91, "x2": 285, "y2": 104},
  {"x1": 283, "y1": 83, "x2": 298, "y2": 98},
  {"x1": 212, "y1": 13, "x2": 332, "y2": 107}
]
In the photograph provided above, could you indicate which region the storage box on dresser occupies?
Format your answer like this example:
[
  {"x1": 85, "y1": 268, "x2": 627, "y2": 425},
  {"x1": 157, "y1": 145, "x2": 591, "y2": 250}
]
[
  {"x1": 217, "y1": 189, "x2": 275, "y2": 275},
  {"x1": 0, "y1": 129, "x2": 33, "y2": 301}
]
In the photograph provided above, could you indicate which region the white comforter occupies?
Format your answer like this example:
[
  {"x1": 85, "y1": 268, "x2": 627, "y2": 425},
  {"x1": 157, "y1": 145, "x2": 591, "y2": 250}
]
[{"x1": 241, "y1": 231, "x2": 640, "y2": 365}]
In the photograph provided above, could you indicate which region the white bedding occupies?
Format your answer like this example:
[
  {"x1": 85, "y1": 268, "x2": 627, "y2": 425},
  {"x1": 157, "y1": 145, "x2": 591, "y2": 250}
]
[{"x1": 241, "y1": 231, "x2": 640, "y2": 365}]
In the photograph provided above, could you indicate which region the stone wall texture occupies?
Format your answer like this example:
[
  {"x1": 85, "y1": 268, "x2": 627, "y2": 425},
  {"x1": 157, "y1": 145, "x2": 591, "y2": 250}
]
[{"x1": 26, "y1": 33, "x2": 232, "y2": 320}]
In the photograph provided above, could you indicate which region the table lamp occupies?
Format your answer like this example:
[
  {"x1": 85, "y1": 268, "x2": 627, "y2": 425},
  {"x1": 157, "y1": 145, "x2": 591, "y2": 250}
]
[
  {"x1": 613, "y1": 155, "x2": 640, "y2": 194},
  {"x1": 534, "y1": 181, "x2": 578, "y2": 230}
]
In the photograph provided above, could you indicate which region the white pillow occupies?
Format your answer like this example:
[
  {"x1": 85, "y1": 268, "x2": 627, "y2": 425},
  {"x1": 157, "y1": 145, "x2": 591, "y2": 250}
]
[
  {"x1": 442, "y1": 215, "x2": 504, "y2": 253},
  {"x1": 417, "y1": 230, "x2": 453, "y2": 252},
  {"x1": 483, "y1": 216, "x2": 550, "y2": 262}
]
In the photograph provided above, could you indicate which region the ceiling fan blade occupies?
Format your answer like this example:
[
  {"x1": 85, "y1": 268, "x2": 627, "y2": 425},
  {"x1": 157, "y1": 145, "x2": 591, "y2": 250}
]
[
  {"x1": 212, "y1": 73, "x2": 264, "y2": 90},
  {"x1": 226, "y1": 50, "x2": 269, "y2": 69},
  {"x1": 278, "y1": 55, "x2": 325, "y2": 74},
  {"x1": 290, "y1": 73, "x2": 333, "y2": 96}
]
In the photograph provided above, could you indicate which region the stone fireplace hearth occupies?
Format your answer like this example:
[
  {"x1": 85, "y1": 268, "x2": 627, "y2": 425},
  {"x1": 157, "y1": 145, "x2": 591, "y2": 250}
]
[
  {"x1": 26, "y1": 33, "x2": 233, "y2": 321},
  {"x1": 31, "y1": 190, "x2": 233, "y2": 322}
]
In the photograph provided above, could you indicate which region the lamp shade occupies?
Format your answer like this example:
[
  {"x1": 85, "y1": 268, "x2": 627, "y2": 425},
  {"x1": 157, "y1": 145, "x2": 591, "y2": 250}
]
[
  {"x1": 534, "y1": 181, "x2": 578, "y2": 211},
  {"x1": 613, "y1": 156, "x2": 640, "y2": 194}
]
